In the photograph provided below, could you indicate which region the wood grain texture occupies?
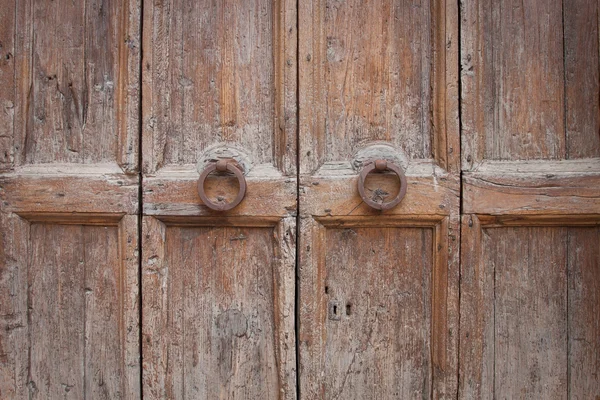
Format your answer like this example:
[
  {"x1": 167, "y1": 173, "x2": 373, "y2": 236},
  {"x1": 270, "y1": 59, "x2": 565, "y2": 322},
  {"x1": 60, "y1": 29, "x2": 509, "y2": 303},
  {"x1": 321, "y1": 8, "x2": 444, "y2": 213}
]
[
  {"x1": 567, "y1": 228, "x2": 600, "y2": 398},
  {"x1": 492, "y1": 227, "x2": 568, "y2": 398},
  {"x1": 463, "y1": 160, "x2": 600, "y2": 215},
  {"x1": 3, "y1": 0, "x2": 141, "y2": 172},
  {"x1": 143, "y1": 167, "x2": 296, "y2": 218},
  {"x1": 0, "y1": 0, "x2": 16, "y2": 171},
  {"x1": 460, "y1": 221, "x2": 600, "y2": 399},
  {"x1": 0, "y1": 165, "x2": 139, "y2": 215},
  {"x1": 461, "y1": 0, "x2": 600, "y2": 168},
  {"x1": 142, "y1": 217, "x2": 296, "y2": 400},
  {"x1": 299, "y1": 217, "x2": 459, "y2": 399},
  {"x1": 564, "y1": 0, "x2": 600, "y2": 159},
  {"x1": 0, "y1": 214, "x2": 29, "y2": 399},
  {"x1": 0, "y1": 217, "x2": 139, "y2": 399},
  {"x1": 301, "y1": 225, "x2": 433, "y2": 399},
  {"x1": 142, "y1": 0, "x2": 296, "y2": 175},
  {"x1": 301, "y1": 169, "x2": 459, "y2": 218},
  {"x1": 299, "y1": 0, "x2": 459, "y2": 174}
]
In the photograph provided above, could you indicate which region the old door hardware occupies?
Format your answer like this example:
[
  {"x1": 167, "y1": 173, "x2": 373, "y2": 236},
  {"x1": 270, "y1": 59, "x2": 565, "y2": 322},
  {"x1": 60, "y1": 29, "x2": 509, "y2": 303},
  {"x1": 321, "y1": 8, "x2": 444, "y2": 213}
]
[
  {"x1": 357, "y1": 159, "x2": 407, "y2": 210},
  {"x1": 197, "y1": 158, "x2": 247, "y2": 211}
]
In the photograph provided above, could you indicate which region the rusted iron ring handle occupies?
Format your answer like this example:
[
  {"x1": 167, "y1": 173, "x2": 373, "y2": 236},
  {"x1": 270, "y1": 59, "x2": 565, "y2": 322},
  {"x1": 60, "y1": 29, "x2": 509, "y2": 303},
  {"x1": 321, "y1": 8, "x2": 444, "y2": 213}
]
[
  {"x1": 358, "y1": 159, "x2": 407, "y2": 210},
  {"x1": 197, "y1": 159, "x2": 246, "y2": 211}
]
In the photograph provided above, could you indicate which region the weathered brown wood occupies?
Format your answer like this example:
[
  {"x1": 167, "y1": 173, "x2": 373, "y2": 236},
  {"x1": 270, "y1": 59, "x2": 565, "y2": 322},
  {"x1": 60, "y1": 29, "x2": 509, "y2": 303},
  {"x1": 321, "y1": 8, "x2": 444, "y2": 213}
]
[
  {"x1": 460, "y1": 218, "x2": 600, "y2": 399},
  {"x1": 298, "y1": 0, "x2": 460, "y2": 397},
  {"x1": 461, "y1": 0, "x2": 565, "y2": 165},
  {"x1": 5, "y1": 0, "x2": 141, "y2": 171},
  {"x1": 461, "y1": 0, "x2": 600, "y2": 167},
  {"x1": 142, "y1": 0, "x2": 296, "y2": 175},
  {"x1": 142, "y1": 217, "x2": 295, "y2": 399},
  {"x1": 0, "y1": 0, "x2": 141, "y2": 398},
  {"x1": 302, "y1": 170, "x2": 459, "y2": 218},
  {"x1": 493, "y1": 227, "x2": 568, "y2": 398},
  {"x1": 141, "y1": 1, "x2": 297, "y2": 396},
  {"x1": 458, "y1": 215, "x2": 494, "y2": 399},
  {"x1": 324, "y1": 227, "x2": 433, "y2": 398},
  {"x1": 0, "y1": 217, "x2": 140, "y2": 400},
  {"x1": 143, "y1": 168, "x2": 296, "y2": 218},
  {"x1": 0, "y1": 166, "x2": 139, "y2": 215},
  {"x1": 567, "y1": 228, "x2": 600, "y2": 397},
  {"x1": 0, "y1": 214, "x2": 29, "y2": 399},
  {"x1": 564, "y1": 0, "x2": 600, "y2": 159},
  {"x1": 0, "y1": 0, "x2": 15, "y2": 171},
  {"x1": 463, "y1": 160, "x2": 600, "y2": 215}
]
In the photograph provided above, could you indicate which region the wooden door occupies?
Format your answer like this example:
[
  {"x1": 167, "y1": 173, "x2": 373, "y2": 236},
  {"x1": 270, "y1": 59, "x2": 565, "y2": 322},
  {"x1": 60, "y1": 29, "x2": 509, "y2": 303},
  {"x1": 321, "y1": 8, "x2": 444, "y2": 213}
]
[
  {"x1": 297, "y1": 1, "x2": 460, "y2": 398},
  {"x1": 0, "y1": 0, "x2": 141, "y2": 398},
  {"x1": 459, "y1": 0, "x2": 600, "y2": 398},
  {"x1": 140, "y1": 1, "x2": 297, "y2": 398},
  {"x1": 3, "y1": 1, "x2": 600, "y2": 399}
]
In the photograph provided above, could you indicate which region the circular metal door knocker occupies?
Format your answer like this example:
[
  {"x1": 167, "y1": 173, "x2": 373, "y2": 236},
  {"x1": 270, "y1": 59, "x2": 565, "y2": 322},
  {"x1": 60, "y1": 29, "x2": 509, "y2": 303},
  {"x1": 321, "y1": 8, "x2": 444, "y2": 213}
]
[
  {"x1": 197, "y1": 159, "x2": 246, "y2": 211},
  {"x1": 358, "y1": 159, "x2": 407, "y2": 210}
]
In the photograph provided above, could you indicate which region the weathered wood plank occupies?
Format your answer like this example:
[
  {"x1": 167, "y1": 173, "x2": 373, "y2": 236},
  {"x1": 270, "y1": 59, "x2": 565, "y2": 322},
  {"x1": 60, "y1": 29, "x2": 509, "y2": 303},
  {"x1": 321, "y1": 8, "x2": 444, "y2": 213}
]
[
  {"x1": 0, "y1": 167, "x2": 139, "y2": 215},
  {"x1": 492, "y1": 227, "x2": 568, "y2": 398},
  {"x1": 302, "y1": 226, "x2": 433, "y2": 399},
  {"x1": 0, "y1": 214, "x2": 29, "y2": 399},
  {"x1": 463, "y1": 174, "x2": 600, "y2": 216},
  {"x1": 143, "y1": 169, "x2": 296, "y2": 217},
  {"x1": 142, "y1": 0, "x2": 296, "y2": 175},
  {"x1": 24, "y1": 221, "x2": 139, "y2": 399},
  {"x1": 458, "y1": 215, "x2": 495, "y2": 399},
  {"x1": 567, "y1": 227, "x2": 600, "y2": 397},
  {"x1": 142, "y1": 220, "x2": 295, "y2": 399},
  {"x1": 461, "y1": 223, "x2": 600, "y2": 398},
  {"x1": 0, "y1": 0, "x2": 16, "y2": 171},
  {"x1": 564, "y1": 0, "x2": 600, "y2": 159},
  {"x1": 29, "y1": 224, "x2": 86, "y2": 399},
  {"x1": 461, "y1": 0, "x2": 565, "y2": 164},
  {"x1": 8, "y1": 0, "x2": 140, "y2": 171},
  {"x1": 299, "y1": 0, "x2": 449, "y2": 174},
  {"x1": 302, "y1": 169, "x2": 459, "y2": 218}
]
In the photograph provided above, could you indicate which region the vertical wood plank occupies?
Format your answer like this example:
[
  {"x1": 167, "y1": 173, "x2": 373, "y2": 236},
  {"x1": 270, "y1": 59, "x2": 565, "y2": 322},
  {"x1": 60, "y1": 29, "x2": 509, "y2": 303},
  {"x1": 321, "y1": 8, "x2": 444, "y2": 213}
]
[
  {"x1": 492, "y1": 227, "x2": 568, "y2": 398},
  {"x1": 0, "y1": 214, "x2": 29, "y2": 399},
  {"x1": 82, "y1": 221, "x2": 140, "y2": 399},
  {"x1": 458, "y1": 215, "x2": 495, "y2": 399},
  {"x1": 567, "y1": 227, "x2": 600, "y2": 397},
  {"x1": 272, "y1": 218, "x2": 298, "y2": 400},
  {"x1": 564, "y1": 0, "x2": 600, "y2": 159},
  {"x1": 0, "y1": 0, "x2": 15, "y2": 171},
  {"x1": 143, "y1": 220, "x2": 294, "y2": 399},
  {"x1": 141, "y1": 217, "x2": 167, "y2": 399},
  {"x1": 298, "y1": 217, "x2": 327, "y2": 399},
  {"x1": 432, "y1": 0, "x2": 460, "y2": 173},
  {"x1": 29, "y1": 224, "x2": 86, "y2": 399}
]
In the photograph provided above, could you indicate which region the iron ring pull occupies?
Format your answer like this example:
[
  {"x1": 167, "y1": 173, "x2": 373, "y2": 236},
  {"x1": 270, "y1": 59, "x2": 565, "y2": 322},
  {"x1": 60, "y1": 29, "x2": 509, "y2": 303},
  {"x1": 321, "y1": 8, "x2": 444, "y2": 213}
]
[
  {"x1": 197, "y1": 159, "x2": 247, "y2": 211},
  {"x1": 358, "y1": 159, "x2": 407, "y2": 211}
]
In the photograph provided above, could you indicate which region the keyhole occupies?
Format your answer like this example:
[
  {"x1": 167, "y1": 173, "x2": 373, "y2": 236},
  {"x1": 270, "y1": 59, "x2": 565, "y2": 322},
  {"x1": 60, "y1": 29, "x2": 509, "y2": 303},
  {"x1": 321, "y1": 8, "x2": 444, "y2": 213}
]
[{"x1": 328, "y1": 300, "x2": 341, "y2": 321}]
